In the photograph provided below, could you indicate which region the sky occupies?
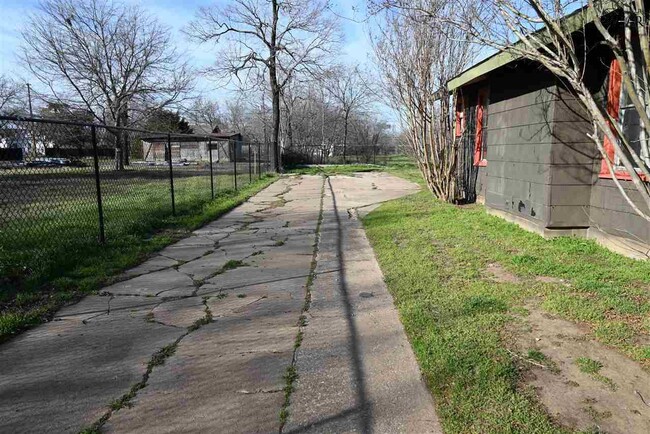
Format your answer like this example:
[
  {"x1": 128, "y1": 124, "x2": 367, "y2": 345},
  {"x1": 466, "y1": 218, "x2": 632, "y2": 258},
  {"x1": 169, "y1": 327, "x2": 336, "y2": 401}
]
[{"x1": 0, "y1": 0, "x2": 389, "y2": 120}]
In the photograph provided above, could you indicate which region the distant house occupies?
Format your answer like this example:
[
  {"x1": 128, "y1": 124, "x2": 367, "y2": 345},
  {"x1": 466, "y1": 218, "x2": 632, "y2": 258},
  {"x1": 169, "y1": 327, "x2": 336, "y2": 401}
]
[
  {"x1": 0, "y1": 122, "x2": 49, "y2": 160},
  {"x1": 141, "y1": 130, "x2": 243, "y2": 163},
  {"x1": 449, "y1": 6, "x2": 650, "y2": 259}
]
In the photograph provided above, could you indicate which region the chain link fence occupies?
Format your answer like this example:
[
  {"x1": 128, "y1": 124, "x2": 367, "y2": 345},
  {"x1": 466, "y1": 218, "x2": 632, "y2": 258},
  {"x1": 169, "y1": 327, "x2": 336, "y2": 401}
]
[
  {"x1": 281, "y1": 144, "x2": 400, "y2": 166},
  {"x1": 0, "y1": 116, "x2": 272, "y2": 289}
]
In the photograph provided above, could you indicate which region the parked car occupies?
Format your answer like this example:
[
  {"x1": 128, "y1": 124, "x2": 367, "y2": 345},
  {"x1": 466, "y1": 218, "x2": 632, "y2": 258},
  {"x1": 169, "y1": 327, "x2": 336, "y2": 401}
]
[{"x1": 25, "y1": 157, "x2": 86, "y2": 168}]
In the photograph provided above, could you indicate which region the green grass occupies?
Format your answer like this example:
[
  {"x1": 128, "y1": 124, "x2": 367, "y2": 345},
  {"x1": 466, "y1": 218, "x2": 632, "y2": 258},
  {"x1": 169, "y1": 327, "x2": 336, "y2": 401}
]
[
  {"x1": 0, "y1": 173, "x2": 276, "y2": 342},
  {"x1": 286, "y1": 155, "x2": 422, "y2": 181},
  {"x1": 576, "y1": 357, "x2": 603, "y2": 374},
  {"x1": 361, "y1": 159, "x2": 650, "y2": 432},
  {"x1": 575, "y1": 357, "x2": 616, "y2": 390}
]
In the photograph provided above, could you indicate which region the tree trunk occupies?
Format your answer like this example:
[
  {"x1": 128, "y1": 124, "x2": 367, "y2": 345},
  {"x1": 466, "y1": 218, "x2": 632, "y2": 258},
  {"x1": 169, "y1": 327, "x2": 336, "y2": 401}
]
[
  {"x1": 120, "y1": 106, "x2": 129, "y2": 166},
  {"x1": 343, "y1": 111, "x2": 349, "y2": 164},
  {"x1": 270, "y1": 0, "x2": 281, "y2": 172}
]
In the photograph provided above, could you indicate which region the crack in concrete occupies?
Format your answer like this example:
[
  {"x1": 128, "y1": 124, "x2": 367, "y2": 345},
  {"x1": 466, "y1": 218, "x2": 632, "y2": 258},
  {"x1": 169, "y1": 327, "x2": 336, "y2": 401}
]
[
  {"x1": 278, "y1": 175, "x2": 326, "y2": 433},
  {"x1": 82, "y1": 297, "x2": 215, "y2": 433}
]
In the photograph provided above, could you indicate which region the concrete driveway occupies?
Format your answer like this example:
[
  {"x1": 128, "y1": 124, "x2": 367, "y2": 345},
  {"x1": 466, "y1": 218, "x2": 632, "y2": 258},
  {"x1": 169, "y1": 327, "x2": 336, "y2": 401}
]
[{"x1": 0, "y1": 173, "x2": 441, "y2": 433}]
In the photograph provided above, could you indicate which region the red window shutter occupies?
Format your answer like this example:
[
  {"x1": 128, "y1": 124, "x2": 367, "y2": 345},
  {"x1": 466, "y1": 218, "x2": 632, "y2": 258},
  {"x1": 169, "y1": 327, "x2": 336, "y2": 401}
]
[
  {"x1": 600, "y1": 58, "x2": 622, "y2": 176},
  {"x1": 474, "y1": 89, "x2": 488, "y2": 167},
  {"x1": 455, "y1": 96, "x2": 464, "y2": 138}
]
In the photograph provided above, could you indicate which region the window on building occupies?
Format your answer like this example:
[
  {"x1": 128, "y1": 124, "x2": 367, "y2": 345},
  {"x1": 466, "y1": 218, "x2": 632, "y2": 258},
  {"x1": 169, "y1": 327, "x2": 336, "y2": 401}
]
[
  {"x1": 601, "y1": 57, "x2": 650, "y2": 177},
  {"x1": 618, "y1": 81, "x2": 650, "y2": 168}
]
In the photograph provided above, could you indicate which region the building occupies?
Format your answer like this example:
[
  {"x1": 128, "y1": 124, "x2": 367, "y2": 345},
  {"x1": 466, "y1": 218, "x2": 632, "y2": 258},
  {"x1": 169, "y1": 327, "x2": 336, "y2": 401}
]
[
  {"x1": 141, "y1": 131, "x2": 243, "y2": 163},
  {"x1": 449, "y1": 7, "x2": 650, "y2": 259}
]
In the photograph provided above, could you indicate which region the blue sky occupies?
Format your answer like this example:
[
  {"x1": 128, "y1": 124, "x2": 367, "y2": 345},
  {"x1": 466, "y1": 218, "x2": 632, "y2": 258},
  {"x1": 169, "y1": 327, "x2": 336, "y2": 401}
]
[{"x1": 0, "y1": 0, "x2": 380, "y2": 114}]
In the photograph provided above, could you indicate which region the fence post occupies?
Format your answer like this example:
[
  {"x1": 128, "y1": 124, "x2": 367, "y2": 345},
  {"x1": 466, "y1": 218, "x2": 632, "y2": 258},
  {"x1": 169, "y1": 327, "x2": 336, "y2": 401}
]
[
  {"x1": 167, "y1": 133, "x2": 176, "y2": 216},
  {"x1": 248, "y1": 143, "x2": 252, "y2": 184},
  {"x1": 266, "y1": 142, "x2": 270, "y2": 172},
  {"x1": 91, "y1": 125, "x2": 105, "y2": 244},
  {"x1": 208, "y1": 139, "x2": 214, "y2": 199},
  {"x1": 232, "y1": 141, "x2": 238, "y2": 190},
  {"x1": 258, "y1": 143, "x2": 261, "y2": 180}
]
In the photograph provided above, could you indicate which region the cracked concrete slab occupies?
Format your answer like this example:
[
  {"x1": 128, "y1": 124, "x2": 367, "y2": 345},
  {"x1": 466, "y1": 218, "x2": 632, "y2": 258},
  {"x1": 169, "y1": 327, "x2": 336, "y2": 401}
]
[
  {"x1": 0, "y1": 300, "x2": 182, "y2": 433},
  {"x1": 121, "y1": 256, "x2": 179, "y2": 279},
  {"x1": 0, "y1": 172, "x2": 440, "y2": 434},
  {"x1": 150, "y1": 297, "x2": 207, "y2": 329},
  {"x1": 102, "y1": 268, "x2": 196, "y2": 297},
  {"x1": 285, "y1": 174, "x2": 441, "y2": 434}
]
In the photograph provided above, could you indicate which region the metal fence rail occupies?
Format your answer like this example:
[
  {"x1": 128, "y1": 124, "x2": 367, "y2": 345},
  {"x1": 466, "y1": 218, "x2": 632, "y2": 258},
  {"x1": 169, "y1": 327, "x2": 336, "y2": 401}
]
[{"x1": 0, "y1": 115, "x2": 272, "y2": 287}]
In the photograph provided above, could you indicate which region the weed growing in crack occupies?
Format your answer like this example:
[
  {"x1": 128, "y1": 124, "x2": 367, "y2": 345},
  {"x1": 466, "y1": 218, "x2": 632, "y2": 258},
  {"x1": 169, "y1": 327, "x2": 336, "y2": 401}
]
[
  {"x1": 201, "y1": 259, "x2": 248, "y2": 282},
  {"x1": 278, "y1": 177, "x2": 326, "y2": 432},
  {"x1": 237, "y1": 294, "x2": 247, "y2": 298},
  {"x1": 223, "y1": 259, "x2": 245, "y2": 271},
  {"x1": 144, "y1": 312, "x2": 155, "y2": 323},
  {"x1": 151, "y1": 344, "x2": 177, "y2": 366},
  {"x1": 187, "y1": 316, "x2": 209, "y2": 332},
  {"x1": 188, "y1": 299, "x2": 213, "y2": 332},
  {"x1": 215, "y1": 293, "x2": 228, "y2": 299},
  {"x1": 83, "y1": 341, "x2": 180, "y2": 432},
  {"x1": 279, "y1": 365, "x2": 299, "y2": 426},
  {"x1": 294, "y1": 330, "x2": 303, "y2": 349},
  {"x1": 274, "y1": 240, "x2": 285, "y2": 247}
]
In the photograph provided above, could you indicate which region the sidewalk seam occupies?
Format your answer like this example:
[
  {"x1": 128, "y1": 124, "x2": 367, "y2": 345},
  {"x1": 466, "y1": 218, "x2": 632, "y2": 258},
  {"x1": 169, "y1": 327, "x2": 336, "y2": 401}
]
[{"x1": 278, "y1": 175, "x2": 326, "y2": 433}]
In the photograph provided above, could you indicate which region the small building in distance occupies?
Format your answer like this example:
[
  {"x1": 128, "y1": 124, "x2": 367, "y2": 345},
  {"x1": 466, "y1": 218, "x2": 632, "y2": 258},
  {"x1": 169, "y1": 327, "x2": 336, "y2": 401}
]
[{"x1": 141, "y1": 128, "x2": 243, "y2": 163}]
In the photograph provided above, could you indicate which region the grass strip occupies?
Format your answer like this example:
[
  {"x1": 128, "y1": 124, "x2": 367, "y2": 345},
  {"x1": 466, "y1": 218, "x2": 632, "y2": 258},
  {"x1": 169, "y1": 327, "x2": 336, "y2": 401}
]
[{"x1": 361, "y1": 160, "x2": 650, "y2": 432}]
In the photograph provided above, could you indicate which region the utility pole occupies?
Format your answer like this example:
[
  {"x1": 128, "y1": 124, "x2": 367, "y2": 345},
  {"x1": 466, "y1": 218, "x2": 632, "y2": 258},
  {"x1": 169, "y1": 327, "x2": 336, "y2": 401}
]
[
  {"x1": 26, "y1": 83, "x2": 37, "y2": 158},
  {"x1": 26, "y1": 83, "x2": 34, "y2": 117}
]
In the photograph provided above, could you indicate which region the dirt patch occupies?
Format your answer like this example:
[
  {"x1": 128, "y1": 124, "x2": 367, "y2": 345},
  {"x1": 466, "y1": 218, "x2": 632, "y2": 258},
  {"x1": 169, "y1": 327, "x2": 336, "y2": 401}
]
[
  {"x1": 485, "y1": 263, "x2": 521, "y2": 283},
  {"x1": 511, "y1": 302, "x2": 650, "y2": 433}
]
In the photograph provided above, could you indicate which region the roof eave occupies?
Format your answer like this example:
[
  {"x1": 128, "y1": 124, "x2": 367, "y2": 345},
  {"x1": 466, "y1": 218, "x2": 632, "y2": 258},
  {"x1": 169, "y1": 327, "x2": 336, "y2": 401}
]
[
  {"x1": 447, "y1": 2, "x2": 610, "y2": 92},
  {"x1": 447, "y1": 49, "x2": 519, "y2": 91}
]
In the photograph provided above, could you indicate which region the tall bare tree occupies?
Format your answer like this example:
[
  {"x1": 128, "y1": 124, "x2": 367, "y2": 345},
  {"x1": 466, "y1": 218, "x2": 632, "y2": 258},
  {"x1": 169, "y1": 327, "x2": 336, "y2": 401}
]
[
  {"x1": 21, "y1": 0, "x2": 193, "y2": 169},
  {"x1": 187, "y1": 97, "x2": 225, "y2": 133},
  {"x1": 186, "y1": 0, "x2": 340, "y2": 171},
  {"x1": 326, "y1": 66, "x2": 374, "y2": 163},
  {"x1": 370, "y1": 1, "x2": 474, "y2": 201}
]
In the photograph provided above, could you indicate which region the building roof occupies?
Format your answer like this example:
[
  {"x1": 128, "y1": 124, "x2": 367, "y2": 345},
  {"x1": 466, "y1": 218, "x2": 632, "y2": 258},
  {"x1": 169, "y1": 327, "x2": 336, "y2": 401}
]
[
  {"x1": 447, "y1": 3, "x2": 612, "y2": 91},
  {"x1": 140, "y1": 132, "x2": 241, "y2": 142}
]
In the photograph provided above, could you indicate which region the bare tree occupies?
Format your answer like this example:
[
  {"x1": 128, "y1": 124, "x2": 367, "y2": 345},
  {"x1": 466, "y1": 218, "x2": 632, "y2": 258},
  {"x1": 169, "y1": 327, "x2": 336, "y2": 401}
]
[
  {"x1": 326, "y1": 66, "x2": 374, "y2": 163},
  {"x1": 0, "y1": 76, "x2": 26, "y2": 115},
  {"x1": 370, "y1": 1, "x2": 474, "y2": 201},
  {"x1": 186, "y1": 0, "x2": 340, "y2": 171},
  {"x1": 187, "y1": 97, "x2": 224, "y2": 133},
  {"x1": 21, "y1": 0, "x2": 193, "y2": 169}
]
